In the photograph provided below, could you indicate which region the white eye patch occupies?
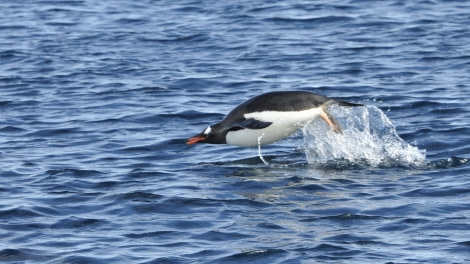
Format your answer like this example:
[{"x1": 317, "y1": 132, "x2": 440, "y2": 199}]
[{"x1": 203, "y1": 126, "x2": 212, "y2": 135}]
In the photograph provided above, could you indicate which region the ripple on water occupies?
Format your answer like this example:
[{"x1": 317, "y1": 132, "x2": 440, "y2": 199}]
[{"x1": 0, "y1": 249, "x2": 52, "y2": 263}]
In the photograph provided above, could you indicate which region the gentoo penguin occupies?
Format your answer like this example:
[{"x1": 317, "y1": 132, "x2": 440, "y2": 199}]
[{"x1": 187, "y1": 91, "x2": 362, "y2": 147}]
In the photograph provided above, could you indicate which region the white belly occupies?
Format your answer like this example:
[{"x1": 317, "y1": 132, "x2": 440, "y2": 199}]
[{"x1": 225, "y1": 108, "x2": 322, "y2": 147}]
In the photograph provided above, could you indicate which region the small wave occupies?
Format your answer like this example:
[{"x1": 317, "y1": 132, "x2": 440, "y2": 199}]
[
  {"x1": 50, "y1": 216, "x2": 108, "y2": 229},
  {"x1": 0, "y1": 207, "x2": 43, "y2": 219},
  {"x1": 215, "y1": 249, "x2": 288, "y2": 263},
  {"x1": 0, "y1": 248, "x2": 51, "y2": 263},
  {"x1": 425, "y1": 156, "x2": 468, "y2": 169},
  {"x1": 303, "y1": 105, "x2": 426, "y2": 168},
  {"x1": 267, "y1": 15, "x2": 354, "y2": 24},
  {"x1": 0, "y1": 125, "x2": 26, "y2": 133}
]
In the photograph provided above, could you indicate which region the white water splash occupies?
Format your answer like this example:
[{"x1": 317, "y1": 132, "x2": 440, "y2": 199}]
[
  {"x1": 257, "y1": 133, "x2": 269, "y2": 165},
  {"x1": 303, "y1": 105, "x2": 426, "y2": 168}
]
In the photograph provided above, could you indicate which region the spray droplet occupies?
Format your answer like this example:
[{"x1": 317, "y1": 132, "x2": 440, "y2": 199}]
[{"x1": 257, "y1": 133, "x2": 269, "y2": 165}]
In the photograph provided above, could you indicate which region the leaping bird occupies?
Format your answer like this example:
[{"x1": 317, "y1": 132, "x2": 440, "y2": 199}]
[{"x1": 187, "y1": 91, "x2": 362, "y2": 147}]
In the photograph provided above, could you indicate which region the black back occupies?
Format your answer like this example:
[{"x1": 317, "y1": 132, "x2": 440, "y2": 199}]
[
  {"x1": 239, "y1": 91, "x2": 330, "y2": 112},
  {"x1": 227, "y1": 91, "x2": 329, "y2": 119}
]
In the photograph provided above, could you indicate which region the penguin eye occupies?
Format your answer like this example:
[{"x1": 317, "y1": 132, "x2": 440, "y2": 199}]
[{"x1": 203, "y1": 126, "x2": 212, "y2": 137}]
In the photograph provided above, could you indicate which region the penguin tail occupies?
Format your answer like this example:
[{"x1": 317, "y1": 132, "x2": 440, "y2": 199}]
[{"x1": 334, "y1": 100, "x2": 363, "y2": 107}]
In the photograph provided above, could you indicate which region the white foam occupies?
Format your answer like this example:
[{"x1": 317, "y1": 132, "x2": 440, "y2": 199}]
[
  {"x1": 303, "y1": 105, "x2": 426, "y2": 168},
  {"x1": 257, "y1": 133, "x2": 269, "y2": 165}
]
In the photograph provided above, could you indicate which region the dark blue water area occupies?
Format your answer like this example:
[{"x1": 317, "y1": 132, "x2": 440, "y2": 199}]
[{"x1": 1, "y1": 0, "x2": 470, "y2": 263}]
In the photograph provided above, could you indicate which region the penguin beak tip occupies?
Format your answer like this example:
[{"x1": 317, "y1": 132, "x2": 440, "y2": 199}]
[{"x1": 187, "y1": 135, "x2": 205, "y2": 144}]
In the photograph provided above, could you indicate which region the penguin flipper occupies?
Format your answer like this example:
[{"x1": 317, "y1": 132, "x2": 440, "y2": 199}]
[{"x1": 229, "y1": 118, "x2": 273, "y2": 131}]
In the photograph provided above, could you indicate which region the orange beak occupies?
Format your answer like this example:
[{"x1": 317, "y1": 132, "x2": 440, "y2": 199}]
[{"x1": 186, "y1": 135, "x2": 206, "y2": 144}]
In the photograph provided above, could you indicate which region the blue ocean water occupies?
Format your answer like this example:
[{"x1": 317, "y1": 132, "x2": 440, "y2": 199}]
[{"x1": 1, "y1": 0, "x2": 470, "y2": 263}]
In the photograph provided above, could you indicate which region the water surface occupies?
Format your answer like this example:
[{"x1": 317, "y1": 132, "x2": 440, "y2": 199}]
[{"x1": 1, "y1": 0, "x2": 470, "y2": 263}]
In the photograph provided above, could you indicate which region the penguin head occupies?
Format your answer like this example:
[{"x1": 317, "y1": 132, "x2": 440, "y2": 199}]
[{"x1": 187, "y1": 125, "x2": 227, "y2": 145}]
